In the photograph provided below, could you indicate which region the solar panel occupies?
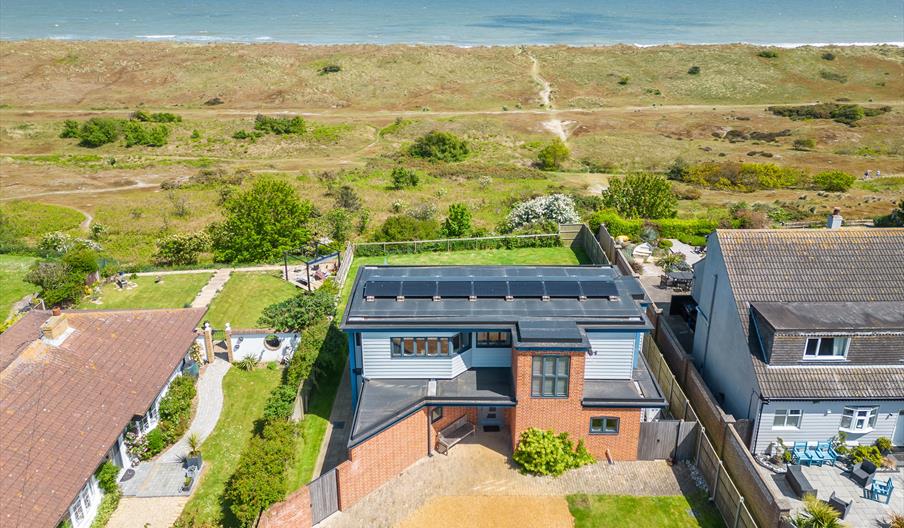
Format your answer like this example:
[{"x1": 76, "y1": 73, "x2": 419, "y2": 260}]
[
  {"x1": 363, "y1": 280, "x2": 402, "y2": 298},
  {"x1": 473, "y1": 280, "x2": 508, "y2": 298},
  {"x1": 579, "y1": 281, "x2": 618, "y2": 298},
  {"x1": 400, "y1": 281, "x2": 437, "y2": 298},
  {"x1": 507, "y1": 280, "x2": 545, "y2": 298},
  {"x1": 436, "y1": 280, "x2": 472, "y2": 298},
  {"x1": 543, "y1": 281, "x2": 582, "y2": 298}
]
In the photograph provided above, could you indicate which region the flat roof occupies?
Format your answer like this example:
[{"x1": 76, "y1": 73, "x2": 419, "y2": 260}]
[
  {"x1": 751, "y1": 301, "x2": 904, "y2": 333},
  {"x1": 582, "y1": 356, "x2": 668, "y2": 408},
  {"x1": 343, "y1": 266, "x2": 650, "y2": 331}
]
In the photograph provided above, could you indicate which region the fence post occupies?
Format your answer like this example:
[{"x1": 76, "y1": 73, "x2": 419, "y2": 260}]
[
  {"x1": 695, "y1": 425, "x2": 705, "y2": 464},
  {"x1": 674, "y1": 419, "x2": 684, "y2": 459},
  {"x1": 711, "y1": 462, "x2": 723, "y2": 502},
  {"x1": 682, "y1": 399, "x2": 690, "y2": 421},
  {"x1": 734, "y1": 497, "x2": 744, "y2": 528}
]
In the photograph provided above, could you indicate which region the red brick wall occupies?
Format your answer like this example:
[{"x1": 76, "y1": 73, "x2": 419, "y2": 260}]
[
  {"x1": 257, "y1": 486, "x2": 312, "y2": 528},
  {"x1": 336, "y1": 409, "x2": 429, "y2": 509},
  {"x1": 511, "y1": 348, "x2": 640, "y2": 461},
  {"x1": 427, "y1": 406, "x2": 477, "y2": 452}
]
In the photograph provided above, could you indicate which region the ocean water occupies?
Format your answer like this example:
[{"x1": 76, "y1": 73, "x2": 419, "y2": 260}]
[{"x1": 1, "y1": 0, "x2": 902, "y2": 46}]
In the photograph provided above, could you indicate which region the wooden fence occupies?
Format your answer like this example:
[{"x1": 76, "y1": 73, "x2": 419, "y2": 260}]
[
  {"x1": 558, "y1": 223, "x2": 609, "y2": 265},
  {"x1": 596, "y1": 224, "x2": 636, "y2": 276}
]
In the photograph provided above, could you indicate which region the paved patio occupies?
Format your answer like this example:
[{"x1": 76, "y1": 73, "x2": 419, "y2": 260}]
[
  {"x1": 321, "y1": 429, "x2": 703, "y2": 528},
  {"x1": 771, "y1": 463, "x2": 903, "y2": 527}
]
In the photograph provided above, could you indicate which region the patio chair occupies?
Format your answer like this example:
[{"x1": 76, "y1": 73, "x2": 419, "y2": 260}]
[
  {"x1": 805, "y1": 443, "x2": 826, "y2": 466},
  {"x1": 850, "y1": 460, "x2": 878, "y2": 487},
  {"x1": 824, "y1": 492, "x2": 852, "y2": 520},
  {"x1": 792, "y1": 442, "x2": 812, "y2": 466},
  {"x1": 816, "y1": 441, "x2": 837, "y2": 465},
  {"x1": 867, "y1": 477, "x2": 894, "y2": 504}
]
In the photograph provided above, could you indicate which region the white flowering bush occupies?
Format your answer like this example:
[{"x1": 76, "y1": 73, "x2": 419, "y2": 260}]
[
  {"x1": 38, "y1": 231, "x2": 101, "y2": 255},
  {"x1": 506, "y1": 194, "x2": 579, "y2": 230}
]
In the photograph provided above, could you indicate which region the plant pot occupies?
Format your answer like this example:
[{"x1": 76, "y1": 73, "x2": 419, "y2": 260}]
[
  {"x1": 184, "y1": 455, "x2": 203, "y2": 470},
  {"x1": 264, "y1": 334, "x2": 281, "y2": 350}
]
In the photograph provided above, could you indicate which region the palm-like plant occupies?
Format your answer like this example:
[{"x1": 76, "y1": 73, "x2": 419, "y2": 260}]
[
  {"x1": 792, "y1": 497, "x2": 845, "y2": 528},
  {"x1": 187, "y1": 432, "x2": 201, "y2": 457},
  {"x1": 889, "y1": 513, "x2": 904, "y2": 528}
]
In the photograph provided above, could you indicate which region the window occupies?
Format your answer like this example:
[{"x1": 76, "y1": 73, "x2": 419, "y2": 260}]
[
  {"x1": 71, "y1": 500, "x2": 85, "y2": 522},
  {"x1": 803, "y1": 337, "x2": 849, "y2": 359},
  {"x1": 590, "y1": 416, "x2": 619, "y2": 434},
  {"x1": 840, "y1": 406, "x2": 878, "y2": 432},
  {"x1": 430, "y1": 407, "x2": 443, "y2": 423},
  {"x1": 390, "y1": 334, "x2": 470, "y2": 358},
  {"x1": 531, "y1": 355, "x2": 570, "y2": 397},
  {"x1": 477, "y1": 331, "x2": 512, "y2": 347},
  {"x1": 772, "y1": 409, "x2": 802, "y2": 429}
]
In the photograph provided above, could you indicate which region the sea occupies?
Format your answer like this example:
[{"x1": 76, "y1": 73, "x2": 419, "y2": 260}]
[{"x1": 0, "y1": 0, "x2": 902, "y2": 46}]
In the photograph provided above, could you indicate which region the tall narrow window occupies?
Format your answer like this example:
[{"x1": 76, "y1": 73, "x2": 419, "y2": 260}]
[
  {"x1": 530, "y1": 356, "x2": 570, "y2": 397},
  {"x1": 391, "y1": 337, "x2": 403, "y2": 357}
]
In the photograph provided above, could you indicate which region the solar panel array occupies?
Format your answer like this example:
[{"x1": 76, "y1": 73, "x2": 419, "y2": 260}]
[{"x1": 363, "y1": 279, "x2": 617, "y2": 300}]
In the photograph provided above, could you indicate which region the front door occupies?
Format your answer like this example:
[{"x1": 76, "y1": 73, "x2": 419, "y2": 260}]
[
  {"x1": 478, "y1": 406, "x2": 501, "y2": 426},
  {"x1": 894, "y1": 410, "x2": 904, "y2": 447}
]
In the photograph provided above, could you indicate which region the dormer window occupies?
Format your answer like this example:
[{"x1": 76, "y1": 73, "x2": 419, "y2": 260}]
[{"x1": 803, "y1": 337, "x2": 849, "y2": 360}]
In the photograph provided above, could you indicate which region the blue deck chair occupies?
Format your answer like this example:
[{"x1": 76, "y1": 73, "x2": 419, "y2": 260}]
[
  {"x1": 805, "y1": 443, "x2": 826, "y2": 466},
  {"x1": 792, "y1": 442, "x2": 811, "y2": 466},
  {"x1": 816, "y1": 441, "x2": 837, "y2": 465}
]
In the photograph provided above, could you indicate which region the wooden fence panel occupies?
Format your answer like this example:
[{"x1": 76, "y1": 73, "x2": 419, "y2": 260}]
[{"x1": 308, "y1": 468, "x2": 339, "y2": 524}]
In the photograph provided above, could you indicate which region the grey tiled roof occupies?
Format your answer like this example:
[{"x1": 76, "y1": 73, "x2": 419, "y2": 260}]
[{"x1": 715, "y1": 228, "x2": 904, "y2": 400}]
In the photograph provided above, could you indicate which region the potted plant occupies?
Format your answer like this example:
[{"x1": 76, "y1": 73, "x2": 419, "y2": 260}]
[
  {"x1": 264, "y1": 333, "x2": 281, "y2": 350},
  {"x1": 181, "y1": 474, "x2": 194, "y2": 493},
  {"x1": 184, "y1": 432, "x2": 203, "y2": 470}
]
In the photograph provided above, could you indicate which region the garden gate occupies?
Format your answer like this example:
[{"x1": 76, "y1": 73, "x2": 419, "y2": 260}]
[
  {"x1": 308, "y1": 467, "x2": 339, "y2": 524},
  {"x1": 638, "y1": 420, "x2": 698, "y2": 461}
]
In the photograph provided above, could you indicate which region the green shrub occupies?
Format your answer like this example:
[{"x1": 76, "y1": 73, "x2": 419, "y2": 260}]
[
  {"x1": 232, "y1": 129, "x2": 263, "y2": 140},
  {"x1": 95, "y1": 461, "x2": 120, "y2": 494},
  {"x1": 370, "y1": 215, "x2": 440, "y2": 242},
  {"x1": 390, "y1": 167, "x2": 420, "y2": 189},
  {"x1": 258, "y1": 287, "x2": 337, "y2": 333},
  {"x1": 536, "y1": 138, "x2": 570, "y2": 170},
  {"x1": 875, "y1": 437, "x2": 892, "y2": 454},
  {"x1": 512, "y1": 428, "x2": 595, "y2": 476},
  {"x1": 793, "y1": 496, "x2": 843, "y2": 528},
  {"x1": 874, "y1": 199, "x2": 904, "y2": 227},
  {"x1": 154, "y1": 231, "x2": 211, "y2": 266},
  {"x1": 77, "y1": 118, "x2": 124, "y2": 147},
  {"x1": 441, "y1": 203, "x2": 472, "y2": 238},
  {"x1": 237, "y1": 356, "x2": 259, "y2": 371},
  {"x1": 225, "y1": 420, "x2": 297, "y2": 526},
  {"x1": 848, "y1": 445, "x2": 883, "y2": 466},
  {"x1": 254, "y1": 114, "x2": 306, "y2": 135},
  {"x1": 263, "y1": 383, "x2": 297, "y2": 421},
  {"x1": 88, "y1": 488, "x2": 121, "y2": 528},
  {"x1": 588, "y1": 210, "x2": 643, "y2": 239},
  {"x1": 819, "y1": 70, "x2": 847, "y2": 83},
  {"x1": 60, "y1": 119, "x2": 80, "y2": 138},
  {"x1": 757, "y1": 50, "x2": 779, "y2": 59},
  {"x1": 812, "y1": 170, "x2": 855, "y2": 192},
  {"x1": 131, "y1": 110, "x2": 182, "y2": 123},
  {"x1": 158, "y1": 375, "x2": 196, "y2": 444},
  {"x1": 145, "y1": 428, "x2": 165, "y2": 458},
  {"x1": 821, "y1": 52, "x2": 836, "y2": 61},
  {"x1": 658, "y1": 239, "x2": 673, "y2": 249},
  {"x1": 408, "y1": 131, "x2": 470, "y2": 162},
  {"x1": 687, "y1": 65, "x2": 700, "y2": 75},
  {"x1": 768, "y1": 103, "x2": 891, "y2": 125},
  {"x1": 679, "y1": 161, "x2": 805, "y2": 192},
  {"x1": 319, "y1": 64, "x2": 341, "y2": 75},
  {"x1": 602, "y1": 173, "x2": 677, "y2": 219},
  {"x1": 124, "y1": 121, "x2": 169, "y2": 147}
]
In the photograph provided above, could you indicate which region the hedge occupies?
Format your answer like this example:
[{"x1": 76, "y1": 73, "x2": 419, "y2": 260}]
[
  {"x1": 354, "y1": 233, "x2": 560, "y2": 257},
  {"x1": 588, "y1": 210, "x2": 716, "y2": 246},
  {"x1": 158, "y1": 374, "x2": 197, "y2": 444}
]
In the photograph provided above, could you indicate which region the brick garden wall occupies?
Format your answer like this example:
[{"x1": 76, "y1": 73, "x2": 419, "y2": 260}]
[
  {"x1": 511, "y1": 348, "x2": 640, "y2": 461},
  {"x1": 427, "y1": 406, "x2": 477, "y2": 453},
  {"x1": 257, "y1": 487, "x2": 312, "y2": 528},
  {"x1": 336, "y1": 409, "x2": 429, "y2": 510}
]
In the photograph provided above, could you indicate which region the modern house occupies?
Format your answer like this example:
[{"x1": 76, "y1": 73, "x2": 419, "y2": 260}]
[
  {"x1": 340, "y1": 265, "x2": 667, "y2": 463},
  {"x1": 0, "y1": 308, "x2": 205, "y2": 528},
  {"x1": 688, "y1": 227, "x2": 904, "y2": 455}
]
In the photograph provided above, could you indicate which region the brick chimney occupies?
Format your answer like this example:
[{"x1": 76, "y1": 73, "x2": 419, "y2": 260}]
[
  {"x1": 41, "y1": 314, "x2": 70, "y2": 341},
  {"x1": 826, "y1": 207, "x2": 843, "y2": 229}
]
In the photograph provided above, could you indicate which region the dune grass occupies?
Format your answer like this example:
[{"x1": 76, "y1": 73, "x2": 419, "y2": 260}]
[
  {"x1": 0, "y1": 201, "x2": 83, "y2": 241},
  {"x1": 204, "y1": 271, "x2": 299, "y2": 329},
  {"x1": 77, "y1": 273, "x2": 211, "y2": 310},
  {"x1": 567, "y1": 493, "x2": 725, "y2": 528},
  {"x1": 0, "y1": 254, "x2": 38, "y2": 320},
  {"x1": 177, "y1": 366, "x2": 283, "y2": 527}
]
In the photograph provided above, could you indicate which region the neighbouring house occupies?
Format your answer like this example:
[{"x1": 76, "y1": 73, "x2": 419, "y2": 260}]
[
  {"x1": 688, "y1": 227, "x2": 904, "y2": 455},
  {"x1": 340, "y1": 265, "x2": 666, "y2": 479},
  {"x1": 0, "y1": 308, "x2": 205, "y2": 528}
]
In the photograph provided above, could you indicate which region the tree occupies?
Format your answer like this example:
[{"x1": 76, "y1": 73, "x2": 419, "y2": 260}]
[
  {"x1": 812, "y1": 170, "x2": 855, "y2": 192},
  {"x1": 874, "y1": 199, "x2": 904, "y2": 227},
  {"x1": 371, "y1": 215, "x2": 440, "y2": 242},
  {"x1": 408, "y1": 131, "x2": 470, "y2": 162},
  {"x1": 334, "y1": 185, "x2": 361, "y2": 211},
  {"x1": 536, "y1": 139, "x2": 569, "y2": 170},
  {"x1": 209, "y1": 177, "x2": 314, "y2": 263},
  {"x1": 77, "y1": 118, "x2": 123, "y2": 147},
  {"x1": 154, "y1": 231, "x2": 211, "y2": 266},
  {"x1": 390, "y1": 167, "x2": 419, "y2": 189},
  {"x1": 602, "y1": 173, "x2": 677, "y2": 219},
  {"x1": 441, "y1": 203, "x2": 472, "y2": 238},
  {"x1": 257, "y1": 288, "x2": 337, "y2": 332},
  {"x1": 324, "y1": 208, "x2": 353, "y2": 243}
]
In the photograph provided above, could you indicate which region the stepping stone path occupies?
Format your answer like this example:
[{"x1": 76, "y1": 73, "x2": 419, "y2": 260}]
[{"x1": 191, "y1": 269, "x2": 231, "y2": 308}]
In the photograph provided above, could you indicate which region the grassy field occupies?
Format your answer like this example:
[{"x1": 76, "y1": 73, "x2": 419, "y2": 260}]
[
  {"x1": 178, "y1": 366, "x2": 283, "y2": 527},
  {"x1": 567, "y1": 493, "x2": 724, "y2": 528},
  {"x1": 204, "y1": 271, "x2": 299, "y2": 329},
  {"x1": 77, "y1": 273, "x2": 211, "y2": 310},
  {"x1": 0, "y1": 254, "x2": 38, "y2": 320},
  {"x1": 0, "y1": 201, "x2": 84, "y2": 242}
]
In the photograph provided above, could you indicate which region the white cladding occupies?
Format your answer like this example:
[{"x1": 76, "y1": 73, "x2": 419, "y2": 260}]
[
  {"x1": 585, "y1": 332, "x2": 637, "y2": 380},
  {"x1": 360, "y1": 331, "x2": 509, "y2": 379}
]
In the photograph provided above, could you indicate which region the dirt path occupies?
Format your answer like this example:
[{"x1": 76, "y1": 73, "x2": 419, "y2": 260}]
[
  {"x1": 524, "y1": 48, "x2": 576, "y2": 142},
  {"x1": 0, "y1": 180, "x2": 157, "y2": 201}
]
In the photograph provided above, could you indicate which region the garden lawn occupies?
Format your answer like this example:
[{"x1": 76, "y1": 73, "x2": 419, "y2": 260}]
[
  {"x1": 286, "y1": 357, "x2": 345, "y2": 491},
  {"x1": 338, "y1": 246, "x2": 588, "y2": 314},
  {"x1": 204, "y1": 271, "x2": 299, "y2": 329},
  {"x1": 77, "y1": 273, "x2": 211, "y2": 310},
  {"x1": 567, "y1": 493, "x2": 724, "y2": 528},
  {"x1": 0, "y1": 254, "x2": 38, "y2": 320},
  {"x1": 0, "y1": 201, "x2": 84, "y2": 242},
  {"x1": 177, "y1": 366, "x2": 283, "y2": 527}
]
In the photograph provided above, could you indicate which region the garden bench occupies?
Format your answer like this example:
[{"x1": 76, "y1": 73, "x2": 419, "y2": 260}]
[
  {"x1": 786, "y1": 464, "x2": 817, "y2": 499},
  {"x1": 436, "y1": 415, "x2": 474, "y2": 455}
]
